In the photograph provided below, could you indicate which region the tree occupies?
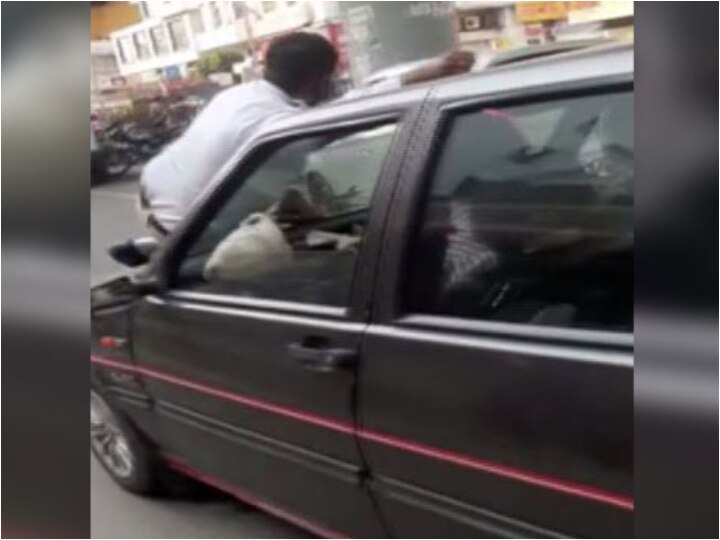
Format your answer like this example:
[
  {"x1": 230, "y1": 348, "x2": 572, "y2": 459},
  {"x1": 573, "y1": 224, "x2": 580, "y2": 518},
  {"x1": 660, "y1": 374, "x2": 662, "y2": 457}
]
[{"x1": 197, "y1": 50, "x2": 245, "y2": 78}]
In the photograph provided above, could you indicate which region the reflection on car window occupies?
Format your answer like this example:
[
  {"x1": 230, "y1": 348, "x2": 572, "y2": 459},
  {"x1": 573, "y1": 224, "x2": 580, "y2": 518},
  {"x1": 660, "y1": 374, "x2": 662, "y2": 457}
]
[
  {"x1": 407, "y1": 92, "x2": 633, "y2": 331},
  {"x1": 177, "y1": 123, "x2": 396, "y2": 307}
]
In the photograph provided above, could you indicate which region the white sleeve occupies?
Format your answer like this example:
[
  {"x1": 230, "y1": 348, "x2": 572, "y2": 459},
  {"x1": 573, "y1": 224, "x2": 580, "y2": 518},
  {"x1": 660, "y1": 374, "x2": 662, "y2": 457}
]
[{"x1": 340, "y1": 75, "x2": 403, "y2": 100}]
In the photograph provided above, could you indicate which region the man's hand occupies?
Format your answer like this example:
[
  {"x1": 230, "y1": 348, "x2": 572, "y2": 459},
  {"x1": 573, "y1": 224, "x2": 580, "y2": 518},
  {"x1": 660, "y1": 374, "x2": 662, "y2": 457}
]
[
  {"x1": 436, "y1": 50, "x2": 476, "y2": 77},
  {"x1": 401, "y1": 50, "x2": 476, "y2": 86}
]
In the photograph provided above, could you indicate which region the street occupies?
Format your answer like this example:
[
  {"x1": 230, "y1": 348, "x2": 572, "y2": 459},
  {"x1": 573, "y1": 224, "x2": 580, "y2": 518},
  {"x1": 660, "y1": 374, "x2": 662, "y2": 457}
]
[
  {"x1": 91, "y1": 171, "x2": 308, "y2": 538},
  {"x1": 91, "y1": 172, "x2": 146, "y2": 283}
]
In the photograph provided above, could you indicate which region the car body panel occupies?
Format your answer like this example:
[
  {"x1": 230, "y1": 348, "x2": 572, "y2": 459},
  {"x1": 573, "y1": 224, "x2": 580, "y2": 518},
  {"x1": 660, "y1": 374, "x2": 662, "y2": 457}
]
[
  {"x1": 91, "y1": 44, "x2": 635, "y2": 538},
  {"x1": 97, "y1": 104, "x2": 427, "y2": 537},
  {"x1": 356, "y1": 56, "x2": 633, "y2": 538},
  {"x1": 130, "y1": 294, "x2": 385, "y2": 537}
]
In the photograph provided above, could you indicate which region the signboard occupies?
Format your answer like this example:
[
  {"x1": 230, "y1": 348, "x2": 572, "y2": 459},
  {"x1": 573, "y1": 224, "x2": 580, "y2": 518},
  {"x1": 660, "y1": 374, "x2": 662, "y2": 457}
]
[
  {"x1": 340, "y1": 2, "x2": 456, "y2": 83},
  {"x1": 524, "y1": 23, "x2": 547, "y2": 40},
  {"x1": 344, "y1": 4, "x2": 379, "y2": 81},
  {"x1": 516, "y1": 2, "x2": 569, "y2": 23},
  {"x1": 569, "y1": 1, "x2": 600, "y2": 10},
  {"x1": 325, "y1": 22, "x2": 351, "y2": 77},
  {"x1": 516, "y1": 1, "x2": 602, "y2": 23},
  {"x1": 568, "y1": 1, "x2": 633, "y2": 23},
  {"x1": 164, "y1": 65, "x2": 182, "y2": 80}
]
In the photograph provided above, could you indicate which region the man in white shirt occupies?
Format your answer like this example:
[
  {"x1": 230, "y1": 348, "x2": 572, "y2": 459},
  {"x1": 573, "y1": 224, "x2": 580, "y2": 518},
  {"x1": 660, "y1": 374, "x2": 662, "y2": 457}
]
[{"x1": 141, "y1": 32, "x2": 473, "y2": 233}]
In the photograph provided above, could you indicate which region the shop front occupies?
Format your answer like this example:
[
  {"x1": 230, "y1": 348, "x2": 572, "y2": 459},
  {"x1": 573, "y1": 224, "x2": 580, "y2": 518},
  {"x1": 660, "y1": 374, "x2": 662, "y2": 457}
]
[{"x1": 515, "y1": 1, "x2": 576, "y2": 44}]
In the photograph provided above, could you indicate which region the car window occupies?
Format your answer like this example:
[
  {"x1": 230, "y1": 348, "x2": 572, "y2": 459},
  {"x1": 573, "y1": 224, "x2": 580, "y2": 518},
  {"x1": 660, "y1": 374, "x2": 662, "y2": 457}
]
[
  {"x1": 176, "y1": 123, "x2": 397, "y2": 307},
  {"x1": 406, "y1": 92, "x2": 633, "y2": 332}
]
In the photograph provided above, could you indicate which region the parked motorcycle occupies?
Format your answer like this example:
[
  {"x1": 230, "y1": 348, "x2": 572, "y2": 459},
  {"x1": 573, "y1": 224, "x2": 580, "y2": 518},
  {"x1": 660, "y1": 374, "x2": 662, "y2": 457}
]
[
  {"x1": 92, "y1": 95, "x2": 205, "y2": 181},
  {"x1": 98, "y1": 119, "x2": 185, "y2": 179}
]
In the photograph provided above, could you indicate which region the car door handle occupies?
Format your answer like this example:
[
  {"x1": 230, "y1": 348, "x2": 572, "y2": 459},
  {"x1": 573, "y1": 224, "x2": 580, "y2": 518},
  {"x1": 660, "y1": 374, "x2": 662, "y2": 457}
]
[{"x1": 287, "y1": 343, "x2": 357, "y2": 373}]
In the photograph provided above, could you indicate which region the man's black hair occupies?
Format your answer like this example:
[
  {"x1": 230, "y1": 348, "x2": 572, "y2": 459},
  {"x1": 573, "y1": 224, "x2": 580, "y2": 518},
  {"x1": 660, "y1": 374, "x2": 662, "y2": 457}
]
[{"x1": 264, "y1": 32, "x2": 338, "y2": 94}]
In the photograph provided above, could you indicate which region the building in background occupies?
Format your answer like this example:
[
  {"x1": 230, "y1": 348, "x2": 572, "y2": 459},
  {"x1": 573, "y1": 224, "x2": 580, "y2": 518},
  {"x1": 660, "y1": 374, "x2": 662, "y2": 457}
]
[
  {"x1": 91, "y1": 40, "x2": 133, "y2": 112},
  {"x1": 455, "y1": 2, "x2": 616, "y2": 67},
  {"x1": 108, "y1": 1, "x2": 344, "y2": 90},
  {"x1": 514, "y1": 1, "x2": 575, "y2": 45},
  {"x1": 91, "y1": 2, "x2": 141, "y2": 113},
  {"x1": 91, "y1": 0, "x2": 141, "y2": 40},
  {"x1": 339, "y1": 2, "x2": 456, "y2": 83},
  {"x1": 556, "y1": 1, "x2": 634, "y2": 42},
  {"x1": 98, "y1": 1, "x2": 634, "y2": 105},
  {"x1": 513, "y1": 2, "x2": 633, "y2": 45},
  {"x1": 455, "y1": 1, "x2": 526, "y2": 65}
]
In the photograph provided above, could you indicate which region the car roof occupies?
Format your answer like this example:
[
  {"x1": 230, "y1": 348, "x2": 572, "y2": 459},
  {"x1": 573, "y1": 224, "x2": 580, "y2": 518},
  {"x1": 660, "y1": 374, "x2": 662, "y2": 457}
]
[
  {"x1": 435, "y1": 41, "x2": 633, "y2": 101},
  {"x1": 363, "y1": 58, "x2": 434, "y2": 86},
  {"x1": 484, "y1": 38, "x2": 616, "y2": 68},
  {"x1": 252, "y1": 42, "x2": 633, "y2": 138}
]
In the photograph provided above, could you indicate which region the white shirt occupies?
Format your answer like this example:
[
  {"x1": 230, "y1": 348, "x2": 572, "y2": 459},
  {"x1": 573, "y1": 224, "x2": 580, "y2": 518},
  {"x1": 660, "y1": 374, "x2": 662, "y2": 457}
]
[{"x1": 141, "y1": 77, "x2": 401, "y2": 230}]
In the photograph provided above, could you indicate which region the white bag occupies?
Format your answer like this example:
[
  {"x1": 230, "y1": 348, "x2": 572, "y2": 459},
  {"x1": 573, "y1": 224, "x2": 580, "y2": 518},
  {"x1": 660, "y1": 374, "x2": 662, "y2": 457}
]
[{"x1": 203, "y1": 213, "x2": 292, "y2": 281}]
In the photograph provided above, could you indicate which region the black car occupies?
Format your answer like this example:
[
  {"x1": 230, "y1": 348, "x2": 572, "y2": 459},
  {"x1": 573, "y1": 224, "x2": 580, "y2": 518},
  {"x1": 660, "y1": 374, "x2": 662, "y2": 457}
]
[
  {"x1": 91, "y1": 43, "x2": 634, "y2": 538},
  {"x1": 483, "y1": 38, "x2": 616, "y2": 69}
]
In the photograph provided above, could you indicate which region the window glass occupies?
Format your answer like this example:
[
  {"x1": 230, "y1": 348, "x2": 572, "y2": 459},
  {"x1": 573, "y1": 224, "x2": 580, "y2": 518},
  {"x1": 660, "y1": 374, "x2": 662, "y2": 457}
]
[
  {"x1": 176, "y1": 124, "x2": 397, "y2": 307},
  {"x1": 150, "y1": 26, "x2": 170, "y2": 56},
  {"x1": 118, "y1": 36, "x2": 136, "y2": 64},
  {"x1": 189, "y1": 10, "x2": 205, "y2": 33},
  {"x1": 209, "y1": 2, "x2": 223, "y2": 27},
  {"x1": 168, "y1": 18, "x2": 190, "y2": 51},
  {"x1": 139, "y1": 2, "x2": 150, "y2": 19},
  {"x1": 133, "y1": 31, "x2": 152, "y2": 60},
  {"x1": 116, "y1": 41, "x2": 127, "y2": 64},
  {"x1": 406, "y1": 92, "x2": 633, "y2": 331}
]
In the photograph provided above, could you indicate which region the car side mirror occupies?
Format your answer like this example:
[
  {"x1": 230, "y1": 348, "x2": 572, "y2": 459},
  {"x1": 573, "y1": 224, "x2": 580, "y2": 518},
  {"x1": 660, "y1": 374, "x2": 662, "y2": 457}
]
[{"x1": 108, "y1": 237, "x2": 159, "y2": 267}]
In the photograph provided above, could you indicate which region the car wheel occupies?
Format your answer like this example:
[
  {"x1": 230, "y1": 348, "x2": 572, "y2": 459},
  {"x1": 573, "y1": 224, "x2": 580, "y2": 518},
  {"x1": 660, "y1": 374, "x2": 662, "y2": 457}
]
[
  {"x1": 91, "y1": 389, "x2": 160, "y2": 494},
  {"x1": 103, "y1": 146, "x2": 134, "y2": 178}
]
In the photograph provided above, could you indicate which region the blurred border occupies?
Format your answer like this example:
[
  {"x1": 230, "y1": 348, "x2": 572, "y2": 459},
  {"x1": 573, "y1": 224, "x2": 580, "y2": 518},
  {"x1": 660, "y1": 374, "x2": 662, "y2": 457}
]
[
  {"x1": 2, "y1": 2, "x2": 719, "y2": 539},
  {"x1": 2, "y1": 2, "x2": 91, "y2": 538},
  {"x1": 635, "y1": 2, "x2": 718, "y2": 538}
]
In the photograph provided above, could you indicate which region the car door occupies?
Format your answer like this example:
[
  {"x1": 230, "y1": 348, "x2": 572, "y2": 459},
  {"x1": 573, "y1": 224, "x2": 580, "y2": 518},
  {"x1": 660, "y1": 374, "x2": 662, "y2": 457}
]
[
  {"x1": 131, "y1": 116, "x2": 409, "y2": 538},
  {"x1": 360, "y1": 82, "x2": 634, "y2": 537}
]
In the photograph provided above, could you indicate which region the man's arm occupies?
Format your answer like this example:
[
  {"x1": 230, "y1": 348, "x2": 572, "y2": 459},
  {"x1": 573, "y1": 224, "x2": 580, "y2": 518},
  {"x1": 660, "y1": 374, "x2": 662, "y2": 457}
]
[
  {"x1": 342, "y1": 50, "x2": 476, "y2": 99},
  {"x1": 399, "y1": 50, "x2": 476, "y2": 86}
]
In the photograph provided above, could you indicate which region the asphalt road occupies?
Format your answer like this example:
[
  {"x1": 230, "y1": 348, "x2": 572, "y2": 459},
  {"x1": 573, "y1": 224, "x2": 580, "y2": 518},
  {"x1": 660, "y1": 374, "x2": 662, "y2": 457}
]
[
  {"x1": 91, "y1": 171, "x2": 308, "y2": 538},
  {"x1": 91, "y1": 172, "x2": 147, "y2": 283}
]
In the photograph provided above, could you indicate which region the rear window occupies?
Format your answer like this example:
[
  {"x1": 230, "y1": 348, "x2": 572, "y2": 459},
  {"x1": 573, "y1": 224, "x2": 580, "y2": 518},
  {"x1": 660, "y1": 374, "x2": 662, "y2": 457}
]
[{"x1": 405, "y1": 91, "x2": 634, "y2": 332}]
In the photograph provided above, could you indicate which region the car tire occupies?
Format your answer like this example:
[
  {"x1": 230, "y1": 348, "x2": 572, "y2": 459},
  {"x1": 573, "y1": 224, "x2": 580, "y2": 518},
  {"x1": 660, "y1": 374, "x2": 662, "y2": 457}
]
[
  {"x1": 90, "y1": 388, "x2": 161, "y2": 494},
  {"x1": 103, "y1": 146, "x2": 134, "y2": 179}
]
